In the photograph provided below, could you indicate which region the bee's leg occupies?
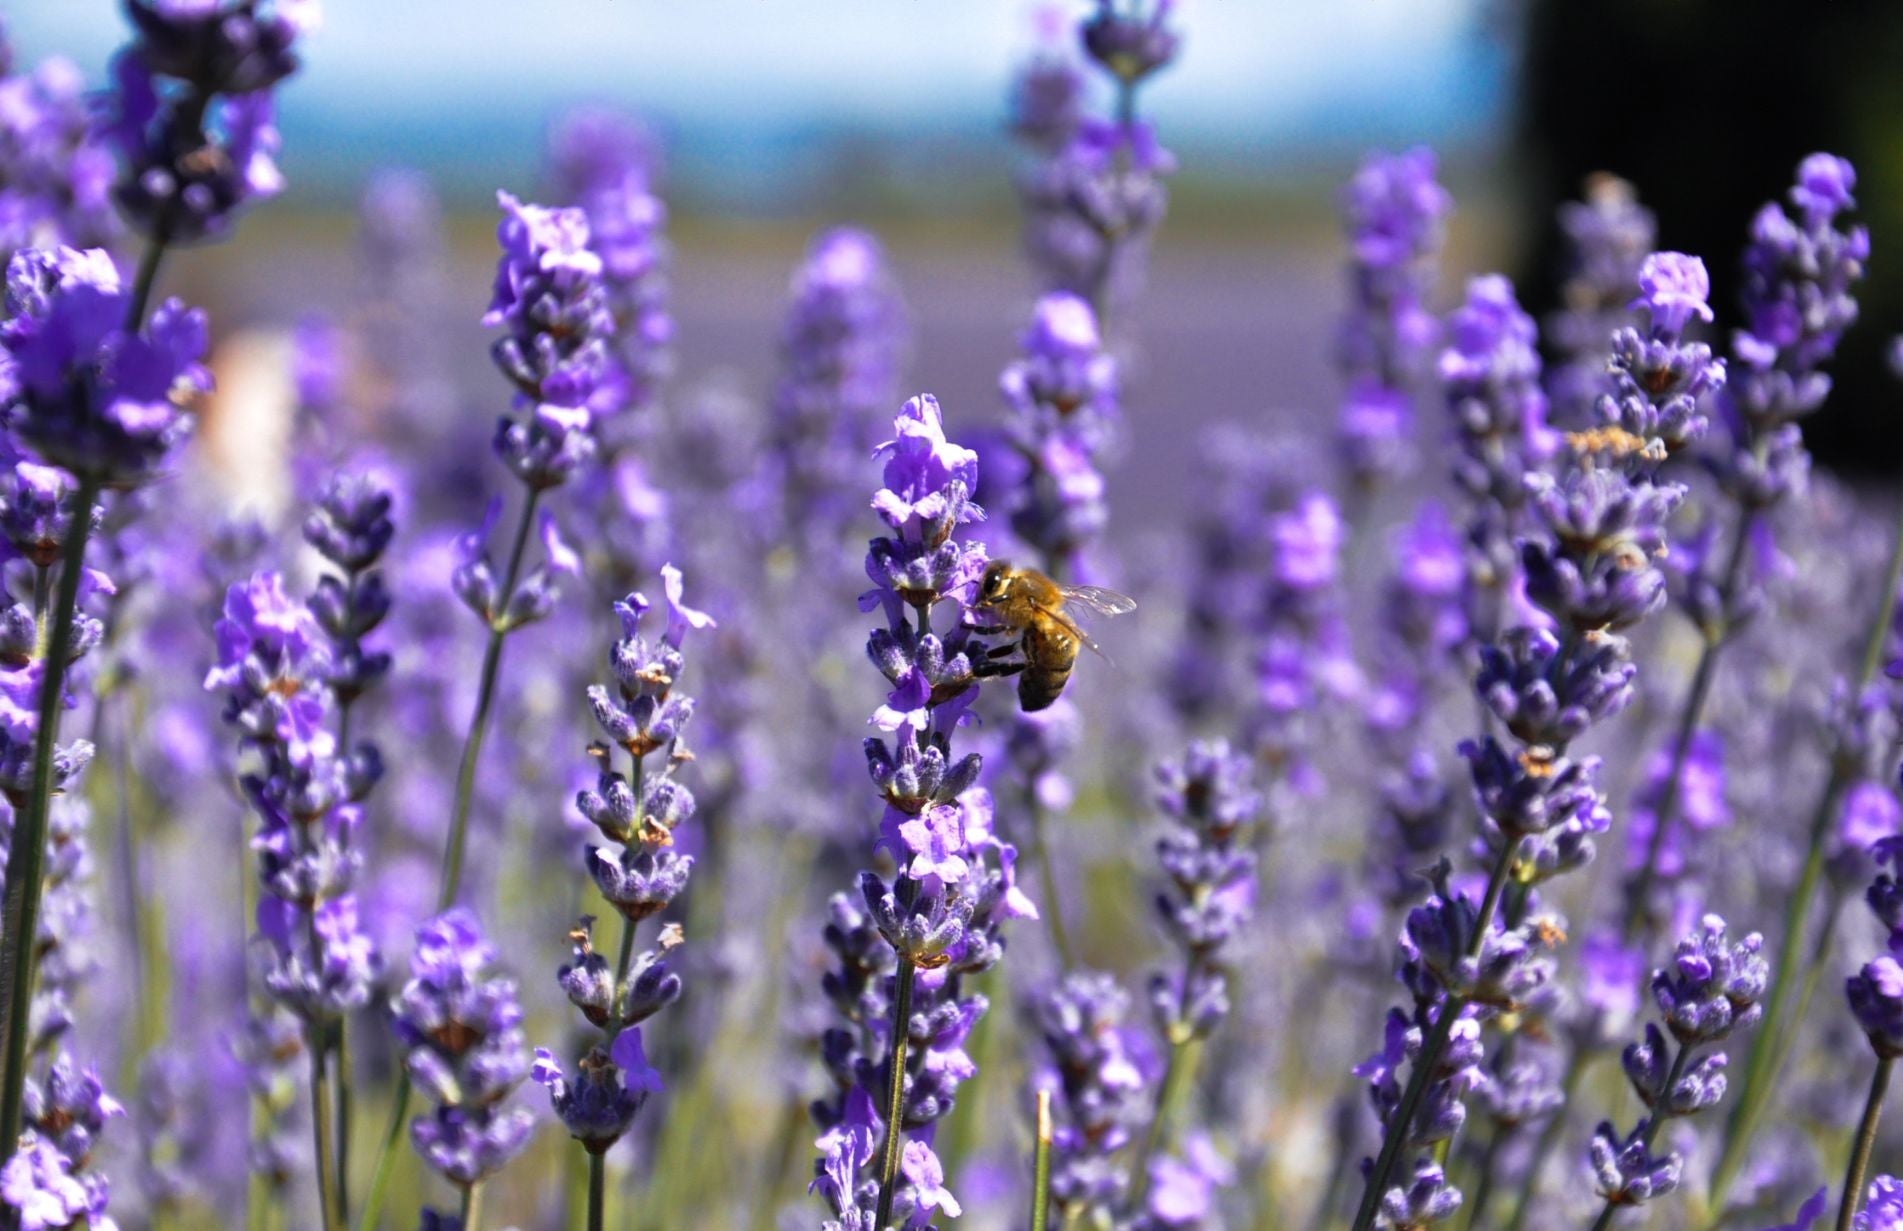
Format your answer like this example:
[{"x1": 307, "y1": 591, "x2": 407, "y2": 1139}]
[
  {"x1": 976, "y1": 660, "x2": 1025, "y2": 680},
  {"x1": 984, "y1": 642, "x2": 1021, "y2": 659}
]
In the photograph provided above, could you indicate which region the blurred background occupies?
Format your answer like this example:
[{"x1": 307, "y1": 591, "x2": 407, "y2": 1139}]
[{"x1": 13, "y1": 0, "x2": 1895, "y2": 502}]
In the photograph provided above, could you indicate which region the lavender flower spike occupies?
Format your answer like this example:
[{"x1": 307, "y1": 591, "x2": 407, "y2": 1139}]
[
  {"x1": 394, "y1": 909, "x2": 535, "y2": 1191},
  {"x1": 811, "y1": 394, "x2": 1031, "y2": 1231}
]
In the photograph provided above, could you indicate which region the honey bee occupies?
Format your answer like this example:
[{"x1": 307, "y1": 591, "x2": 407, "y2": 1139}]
[{"x1": 973, "y1": 559, "x2": 1136, "y2": 712}]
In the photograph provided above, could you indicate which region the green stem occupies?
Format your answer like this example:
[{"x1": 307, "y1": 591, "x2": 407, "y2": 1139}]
[
  {"x1": 1031, "y1": 1090, "x2": 1054, "y2": 1231},
  {"x1": 1837, "y1": 1057, "x2": 1894, "y2": 1231},
  {"x1": 0, "y1": 476, "x2": 101, "y2": 1168},
  {"x1": 1130, "y1": 1038, "x2": 1198, "y2": 1211},
  {"x1": 439, "y1": 487, "x2": 542, "y2": 911},
  {"x1": 1502, "y1": 1048, "x2": 1590, "y2": 1231},
  {"x1": 310, "y1": 1033, "x2": 341, "y2": 1231},
  {"x1": 351, "y1": 1072, "x2": 410, "y2": 1231},
  {"x1": 1351, "y1": 840, "x2": 1518, "y2": 1231},
  {"x1": 461, "y1": 1181, "x2": 485, "y2": 1231},
  {"x1": 873, "y1": 961, "x2": 918, "y2": 1231},
  {"x1": 589, "y1": 1152, "x2": 606, "y2": 1231},
  {"x1": 1459, "y1": 1118, "x2": 1508, "y2": 1231},
  {"x1": 128, "y1": 230, "x2": 170, "y2": 331},
  {"x1": 335, "y1": 1021, "x2": 353, "y2": 1223},
  {"x1": 1024, "y1": 791, "x2": 1074, "y2": 970},
  {"x1": 1620, "y1": 628, "x2": 1730, "y2": 941}
]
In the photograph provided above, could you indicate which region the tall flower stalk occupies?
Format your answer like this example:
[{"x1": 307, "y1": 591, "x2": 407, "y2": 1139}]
[
  {"x1": 1584, "y1": 917, "x2": 1765, "y2": 1230},
  {"x1": 0, "y1": 243, "x2": 207, "y2": 1180},
  {"x1": 808, "y1": 395, "x2": 1034, "y2": 1231},
  {"x1": 1130, "y1": 741, "x2": 1259, "y2": 1214},
  {"x1": 533, "y1": 570, "x2": 710, "y2": 1229},
  {"x1": 1016, "y1": 1, "x2": 1179, "y2": 321},
  {"x1": 1348, "y1": 252, "x2": 1721, "y2": 1231},
  {"x1": 205, "y1": 568, "x2": 382, "y2": 1231},
  {"x1": 390, "y1": 909, "x2": 534, "y2": 1231},
  {"x1": 1335, "y1": 147, "x2": 1451, "y2": 493}
]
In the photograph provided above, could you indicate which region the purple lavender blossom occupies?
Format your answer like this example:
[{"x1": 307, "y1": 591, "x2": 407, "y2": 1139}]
[
  {"x1": 105, "y1": 0, "x2": 313, "y2": 243},
  {"x1": 2, "y1": 246, "x2": 208, "y2": 486},
  {"x1": 1438, "y1": 274, "x2": 1551, "y2": 641},
  {"x1": 1547, "y1": 176, "x2": 1656, "y2": 427},
  {"x1": 998, "y1": 291, "x2": 1119, "y2": 580},
  {"x1": 0, "y1": 54, "x2": 118, "y2": 256},
  {"x1": 1589, "y1": 917, "x2": 1765, "y2": 1218},
  {"x1": 549, "y1": 105, "x2": 672, "y2": 444},
  {"x1": 1079, "y1": 0, "x2": 1180, "y2": 88},
  {"x1": 1150, "y1": 741, "x2": 1258, "y2": 1043},
  {"x1": 1017, "y1": 117, "x2": 1175, "y2": 312},
  {"x1": 1336, "y1": 147, "x2": 1451, "y2": 488},
  {"x1": 484, "y1": 193, "x2": 619, "y2": 490},
  {"x1": 1853, "y1": 1176, "x2": 1903, "y2": 1230},
  {"x1": 766, "y1": 227, "x2": 906, "y2": 552},
  {"x1": 1033, "y1": 971, "x2": 1150, "y2": 1222},
  {"x1": 393, "y1": 909, "x2": 535, "y2": 1189},
  {"x1": 544, "y1": 571, "x2": 710, "y2": 1158}
]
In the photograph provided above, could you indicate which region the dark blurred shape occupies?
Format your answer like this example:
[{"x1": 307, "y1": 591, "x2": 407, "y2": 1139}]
[{"x1": 1513, "y1": 0, "x2": 1903, "y2": 474}]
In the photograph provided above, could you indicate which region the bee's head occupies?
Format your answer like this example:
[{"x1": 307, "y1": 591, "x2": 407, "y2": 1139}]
[{"x1": 978, "y1": 559, "x2": 1013, "y2": 606}]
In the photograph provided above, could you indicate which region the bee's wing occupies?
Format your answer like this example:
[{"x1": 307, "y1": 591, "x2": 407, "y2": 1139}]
[
  {"x1": 1059, "y1": 584, "x2": 1137, "y2": 617},
  {"x1": 1038, "y1": 603, "x2": 1110, "y2": 660}
]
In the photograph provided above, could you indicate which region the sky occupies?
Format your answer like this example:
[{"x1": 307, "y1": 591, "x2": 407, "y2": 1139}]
[{"x1": 6, "y1": 0, "x2": 1511, "y2": 202}]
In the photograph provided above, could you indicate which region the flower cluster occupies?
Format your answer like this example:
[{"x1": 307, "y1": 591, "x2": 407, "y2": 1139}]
[
  {"x1": 206, "y1": 568, "x2": 380, "y2": 1026},
  {"x1": 1845, "y1": 836, "x2": 1903, "y2": 1059},
  {"x1": 0, "y1": 801, "x2": 123, "y2": 1231},
  {"x1": 103, "y1": 0, "x2": 313, "y2": 243},
  {"x1": 484, "y1": 193, "x2": 620, "y2": 490},
  {"x1": 1335, "y1": 147, "x2": 1452, "y2": 487},
  {"x1": 1438, "y1": 273, "x2": 1552, "y2": 642},
  {"x1": 1032, "y1": 972, "x2": 1152, "y2": 1224},
  {"x1": 2, "y1": 246, "x2": 208, "y2": 487},
  {"x1": 392, "y1": 909, "x2": 534, "y2": 1189},
  {"x1": 767, "y1": 227, "x2": 906, "y2": 550},
  {"x1": 1013, "y1": 2, "x2": 1179, "y2": 312},
  {"x1": 1547, "y1": 175, "x2": 1655, "y2": 428},
  {"x1": 550, "y1": 105, "x2": 672, "y2": 435},
  {"x1": 1149, "y1": 741, "x2": 1259, "y2": 1046},
  {"x1": 1590, "y1": 917, "x2": 1765, "y2": 1212},
  {"x1": 997, "y1": 291, "x2": 1119, "y2": 581},
  {"x1": 0, "y1": 48, "x2": 118, "y2": 256}
]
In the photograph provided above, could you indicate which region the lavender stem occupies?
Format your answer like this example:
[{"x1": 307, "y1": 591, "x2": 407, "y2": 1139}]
[
  {"x1": 1025, "y1": 792, "x2": 1074, "y2": 968},
  {"x1": 0, "y1": 474, "x2": 101, "y2": 1166},
  {"x1": 1836, "y1": 1057, "x2": 1893, "y2": 1231},
  {"x1": 1710, "y1": 493, "x2": 1903, "y2": 1210},
  {"x1": 589, "y1": 1152, "x2": 606, "y2": 1231},
  {"x1": 351, "y1": 1074, "x2": 411, "y2": 1231},
  {"x1": 1622, "y1": 511, "x2": 1753, "y2": 940},
  {"x1": 462, "y1": 1179, "x2": 485, "y2": 1231},
  {"x1": 1031, "y1": 1089, "x2": 1054, "y2": 1231},
  {"x1": 440, "y1": 486, "x2": 543, "y2": 911},
  {"x1": 309, "y1": 1033, "x2": 342, "y2": 1231},
  {"x1": 873, "y1": 960, "x2": 918, "y2": 1231}
]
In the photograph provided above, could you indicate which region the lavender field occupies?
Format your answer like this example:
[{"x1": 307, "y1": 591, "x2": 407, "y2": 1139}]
[{"x1": 0, "y1": 4, "x2": 1899, "y2": 1231}]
